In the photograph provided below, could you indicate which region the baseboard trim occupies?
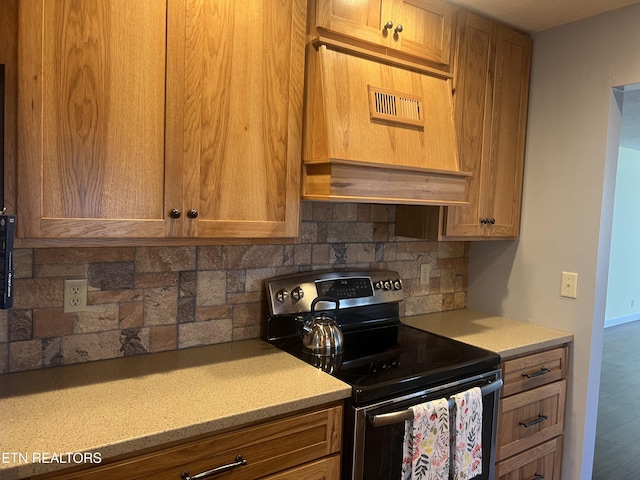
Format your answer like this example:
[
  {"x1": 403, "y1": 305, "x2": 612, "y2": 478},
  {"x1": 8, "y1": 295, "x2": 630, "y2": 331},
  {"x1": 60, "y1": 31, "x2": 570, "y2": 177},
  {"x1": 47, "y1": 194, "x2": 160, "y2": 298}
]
[{"x1": 605, "y1": 313, "x2": 640, "y2": 328}]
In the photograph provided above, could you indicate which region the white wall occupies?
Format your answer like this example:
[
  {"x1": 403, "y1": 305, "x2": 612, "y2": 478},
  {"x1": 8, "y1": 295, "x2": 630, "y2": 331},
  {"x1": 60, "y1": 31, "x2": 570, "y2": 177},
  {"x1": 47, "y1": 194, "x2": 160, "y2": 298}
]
[
  {"x1": 466, "y1": 5, "x2": 640, "y2": 479},
  {"x1": 605, "y1": 146, "x2": 640, "y2": 326}
]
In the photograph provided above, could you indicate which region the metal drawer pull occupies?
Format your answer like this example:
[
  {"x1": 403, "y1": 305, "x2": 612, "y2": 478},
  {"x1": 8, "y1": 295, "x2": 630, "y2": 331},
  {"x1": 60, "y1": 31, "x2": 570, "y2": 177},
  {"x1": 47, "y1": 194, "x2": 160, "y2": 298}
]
[
  {"x1": 533, "y1": 473, "x2": 544, "y2": 480},
  {"x1": 180, "y1": 454, "x2": 247, "y2": 480},
  {"x1": 369, "y1": 379, "x2": 503, "y2": 427},
  {"x1": 522, "y1": 367, "x2": 551, "y2": 378},
  {"x1": 519, "y1": 414, "x2": 548, "y2": 428}
]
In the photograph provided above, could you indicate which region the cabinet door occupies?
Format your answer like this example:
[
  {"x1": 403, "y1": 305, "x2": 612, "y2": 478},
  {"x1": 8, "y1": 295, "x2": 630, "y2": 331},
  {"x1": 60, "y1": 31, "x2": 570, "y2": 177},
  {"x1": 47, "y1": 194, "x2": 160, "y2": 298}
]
[
  {"x1": 38, "y1": 405, "x2": 342, "y2": 480},
  {"x1": 497, "y1": 437, "x2": 563, "y2": 480},
  {"x1": 179, "y1": 0, "x2": 304, "y2": 238},
  {"x1": 264, "y1": 456, "x2": 341, "y2": 480},
  {"x1": 18, "y1": 0, "x2": 174, "y2": 239},
  {"x1": 315, "y1": 0, "x2": 390, "y2": 49},
  {"x1": 497, "y1": 380, "x2": 566, "y2": 461},
  {"x1": 443, "y1": 16, "x2": 531, "y2": 239},
  {"x1": 443, "y1": 11, "x2": 495, "y2": 237},
  {"x1": 391, "y1": 0, "x2": 455, "y2": 66},
  {"x1": 482, "y1": 24, "x2": 531, "y2": 238}
]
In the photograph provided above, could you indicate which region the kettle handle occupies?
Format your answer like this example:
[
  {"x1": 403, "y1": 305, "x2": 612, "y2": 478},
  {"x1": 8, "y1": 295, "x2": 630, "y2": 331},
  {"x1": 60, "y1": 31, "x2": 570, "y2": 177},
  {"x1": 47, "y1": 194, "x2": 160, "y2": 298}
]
[{"x1": 310, "y1": 296, "x2": 340, "y2": 316}]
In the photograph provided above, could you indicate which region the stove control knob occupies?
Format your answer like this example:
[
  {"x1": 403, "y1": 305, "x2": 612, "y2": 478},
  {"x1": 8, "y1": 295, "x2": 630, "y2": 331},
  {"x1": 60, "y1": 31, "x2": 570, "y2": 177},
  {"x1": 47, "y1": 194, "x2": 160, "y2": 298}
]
[
  {"x1": 383, "y1": 280, "x2": 392, "y2": 290},
  {"x1": 373, "y1": 281, "x2": 382, "y2": 290},
  {"x1": 291, "y1": 286, "x2": 304, "y2": 302},
  {"x1": 275, "y1": 289, "x2": 289, "y2": 303},
  {"x1": 393, "y1": 279, "x2": 403, "y2": 290}
]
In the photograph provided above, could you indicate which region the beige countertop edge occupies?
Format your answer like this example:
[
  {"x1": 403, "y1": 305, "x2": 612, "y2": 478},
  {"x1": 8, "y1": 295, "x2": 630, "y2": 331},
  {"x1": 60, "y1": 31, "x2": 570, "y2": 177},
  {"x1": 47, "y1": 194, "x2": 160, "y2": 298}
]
[
  {"x1": 1, "y1": 391, "x2": 351, "y2": 480},
  {"x1": 0, "y1": 340, "x2": 351, "y2": 480},
  {"x1": 402, "y1": 309, "x2": 574, "y2": 359}
]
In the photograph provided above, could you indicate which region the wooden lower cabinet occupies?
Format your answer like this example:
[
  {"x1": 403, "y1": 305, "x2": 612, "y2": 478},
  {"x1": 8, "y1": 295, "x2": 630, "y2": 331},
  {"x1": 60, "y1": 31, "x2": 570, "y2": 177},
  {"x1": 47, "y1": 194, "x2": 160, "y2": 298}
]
[
  {"x1": 497, "y1": 347, "x2": 568, "y2": 480},
  {"x1": 31, "y1": 404, "x2": 342, "y2": 480},
  {"x1": 497, "y1": 437, "x2": 563, "y2": 480},
  {"x1": 264, "y1": 456, "x2": 341, "y2": 480},
  {"x1": 498, "y1": 380, "x2": 566, "y2": 460}
]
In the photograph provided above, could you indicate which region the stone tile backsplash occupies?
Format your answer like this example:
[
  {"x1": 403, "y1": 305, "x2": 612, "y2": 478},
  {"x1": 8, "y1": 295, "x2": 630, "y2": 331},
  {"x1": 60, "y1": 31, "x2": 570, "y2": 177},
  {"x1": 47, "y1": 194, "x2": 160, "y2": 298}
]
[{"x1": 0, "y1": 202, "x2": 469, "y2": 373}]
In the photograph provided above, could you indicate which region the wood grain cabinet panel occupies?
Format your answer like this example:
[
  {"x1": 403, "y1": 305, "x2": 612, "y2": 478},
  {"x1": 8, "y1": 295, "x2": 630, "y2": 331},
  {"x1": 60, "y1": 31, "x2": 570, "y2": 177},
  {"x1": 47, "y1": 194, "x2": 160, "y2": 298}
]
[
  {"x1": 315, "y1": 0, "x2": 390, "y2": 49},
  {"x1": 497, "y1": 437, "x2": 563, "y2": 480},
  {"x1": 314, "y1": 0, "x2": 455, "y2": 68},
  {"x1": 31, "y1": 405, "x2": 343, "y2": 480},
  {"x1": 17, "y1": 0, "x2": 305, "y2": 243},
  {"x1": 390, "y1": 0, "x2": 456, "y2": 66},
  {"x1": 495, "y1": 347, "x2": 568, "y2": 480},
  {"x1": 443, "y1": 13, "x2": 531, "y2": 238},
  {"x1": 178, "y1": 0, "x2": 304, "y2": 239},
  {"x1": 395, "y1": 10, "x2": 532, "y2": 240},
  {"x1": 498, "y1": 380, "x2": 566, "y2": 461},
  {"x1": 18, "y1": 0, "x2": 170, "y2": 239},
  {"x1": 501, "y1": 347, "x2": 568, "y2": 397}
]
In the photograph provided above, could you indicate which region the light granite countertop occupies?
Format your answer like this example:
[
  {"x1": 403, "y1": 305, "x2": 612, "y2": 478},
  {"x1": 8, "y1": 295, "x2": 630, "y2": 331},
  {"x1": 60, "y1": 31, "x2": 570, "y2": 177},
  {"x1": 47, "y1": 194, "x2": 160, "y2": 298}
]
[
  {"x1": 402, "y1": 309, "x2": 574, "y2": 359},
  {"x1": 0, "y1": 339, "x2": 351, "y2": 480}
]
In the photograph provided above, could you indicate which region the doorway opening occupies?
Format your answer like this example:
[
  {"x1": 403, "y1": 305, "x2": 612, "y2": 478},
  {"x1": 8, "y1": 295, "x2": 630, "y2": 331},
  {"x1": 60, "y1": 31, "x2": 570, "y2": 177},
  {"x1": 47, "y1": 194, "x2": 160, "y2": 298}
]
[{"x1": 593, "y1": 82, "x2": 640, "y2": 479}]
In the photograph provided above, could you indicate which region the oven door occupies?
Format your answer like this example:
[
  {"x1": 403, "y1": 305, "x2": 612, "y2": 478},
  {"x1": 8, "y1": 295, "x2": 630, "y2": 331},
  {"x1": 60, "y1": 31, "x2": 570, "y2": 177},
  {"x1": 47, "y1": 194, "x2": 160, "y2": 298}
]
[{"x1": 347, "y1": 369, "x2": 502, "y2": 480}]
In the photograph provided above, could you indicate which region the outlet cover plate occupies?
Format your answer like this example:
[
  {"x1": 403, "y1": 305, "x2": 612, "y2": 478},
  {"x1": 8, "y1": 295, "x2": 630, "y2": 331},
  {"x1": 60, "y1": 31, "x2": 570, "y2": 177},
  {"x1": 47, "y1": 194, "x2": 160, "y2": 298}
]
[
  {"x1": 64, "y1": 278, "x2": 88, "y2": 313},
  {"x1": 420, "y1": 264, "x2": 430, "y2": 285}
]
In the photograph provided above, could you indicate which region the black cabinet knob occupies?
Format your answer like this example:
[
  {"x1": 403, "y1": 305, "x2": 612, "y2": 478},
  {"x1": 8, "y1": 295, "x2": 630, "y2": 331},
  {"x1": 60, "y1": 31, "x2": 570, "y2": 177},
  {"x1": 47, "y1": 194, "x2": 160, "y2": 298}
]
[
  {"x1": 187, "y1": 209, "x2": 199, "y2": 219},
  {"x1": 169, "y1": 209, "x2": 182, "y2": 219}
]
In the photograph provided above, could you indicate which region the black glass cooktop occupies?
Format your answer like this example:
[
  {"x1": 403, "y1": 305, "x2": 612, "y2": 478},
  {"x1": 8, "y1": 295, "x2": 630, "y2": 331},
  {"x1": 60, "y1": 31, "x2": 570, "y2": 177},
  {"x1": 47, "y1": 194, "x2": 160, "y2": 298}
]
[{"x1": 271, "y1": 322, "x2": 500, "y2": 404}]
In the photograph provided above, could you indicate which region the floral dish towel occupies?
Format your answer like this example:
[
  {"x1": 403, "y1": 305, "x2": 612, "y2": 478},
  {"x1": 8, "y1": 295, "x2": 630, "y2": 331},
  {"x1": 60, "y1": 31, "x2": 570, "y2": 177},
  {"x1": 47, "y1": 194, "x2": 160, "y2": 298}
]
[
  {"x1": 453, "y1": 387, "x2": 483, "y2": 479},
  {"x1": 401, "y1": 398, "x2": 450, "y2": 480}
]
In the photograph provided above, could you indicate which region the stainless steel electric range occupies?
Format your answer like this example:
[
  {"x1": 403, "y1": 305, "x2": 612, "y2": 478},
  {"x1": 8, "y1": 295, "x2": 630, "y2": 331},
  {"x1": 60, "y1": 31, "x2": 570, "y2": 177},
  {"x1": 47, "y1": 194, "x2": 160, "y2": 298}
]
[{"x1": 264, "y1": 269, "x2": 502, "y2": 480}]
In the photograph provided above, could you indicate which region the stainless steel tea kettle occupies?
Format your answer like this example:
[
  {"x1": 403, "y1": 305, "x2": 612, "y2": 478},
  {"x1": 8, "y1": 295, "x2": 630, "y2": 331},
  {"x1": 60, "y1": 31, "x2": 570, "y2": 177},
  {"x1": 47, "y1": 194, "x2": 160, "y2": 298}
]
[{"x1": 301, "y1": 297, "x2": 344, "y2": 356}]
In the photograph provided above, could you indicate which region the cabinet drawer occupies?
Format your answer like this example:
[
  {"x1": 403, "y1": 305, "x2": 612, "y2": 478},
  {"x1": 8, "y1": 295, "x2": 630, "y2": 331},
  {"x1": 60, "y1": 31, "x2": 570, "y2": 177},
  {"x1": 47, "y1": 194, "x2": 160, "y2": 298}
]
[
  {"x1": 37, "y1": 405, "x2": 342, "y2": 480},
  {"x1": 502, "y1": 347, "x2": 567, "y2": 397},
  {"x1": 497, "y1": 380, "x2": 566, "y2": 461},
  {"x1": 497, "y1": 436, "x2": 563, "y2": 480},
  {"x1": 264, "y1": 455, "x2": 341, "y2": 480}
]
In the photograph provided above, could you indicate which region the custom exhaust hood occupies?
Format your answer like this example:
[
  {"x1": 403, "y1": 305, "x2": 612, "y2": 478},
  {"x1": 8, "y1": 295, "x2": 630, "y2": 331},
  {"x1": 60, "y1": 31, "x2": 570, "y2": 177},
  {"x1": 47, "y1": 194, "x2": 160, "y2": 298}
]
[{"x1": 302, "y1": 43, "x2": 470, "y2": 205}]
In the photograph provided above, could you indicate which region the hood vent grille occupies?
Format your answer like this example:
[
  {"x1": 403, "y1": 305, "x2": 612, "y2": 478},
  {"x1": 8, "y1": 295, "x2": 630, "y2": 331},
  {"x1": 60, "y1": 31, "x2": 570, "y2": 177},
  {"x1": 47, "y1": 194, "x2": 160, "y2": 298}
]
[{"x1": 369, "y1": 86, "x2": 424, "y2": 129}]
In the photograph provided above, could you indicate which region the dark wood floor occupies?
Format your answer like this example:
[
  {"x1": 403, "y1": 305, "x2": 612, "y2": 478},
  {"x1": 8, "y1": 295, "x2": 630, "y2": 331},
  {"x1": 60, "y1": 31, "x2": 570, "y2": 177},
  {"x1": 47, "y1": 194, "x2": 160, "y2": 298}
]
[{"x1": 592, "y1": 320, "x2": 640, "y2": 478}]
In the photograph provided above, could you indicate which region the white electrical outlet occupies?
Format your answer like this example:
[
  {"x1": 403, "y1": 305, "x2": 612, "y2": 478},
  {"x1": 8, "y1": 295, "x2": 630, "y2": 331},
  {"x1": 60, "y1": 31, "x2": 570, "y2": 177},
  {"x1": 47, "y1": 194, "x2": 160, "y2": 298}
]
[
  {"x1": 420, "y1": 264, "x2": 431, "y2": 285},
  {"x1": 64, "y1": 278, "x2": 88, "y2": 313},
  {"x1": 560, "y1": 272, "x2": 578, "y2": 299}
]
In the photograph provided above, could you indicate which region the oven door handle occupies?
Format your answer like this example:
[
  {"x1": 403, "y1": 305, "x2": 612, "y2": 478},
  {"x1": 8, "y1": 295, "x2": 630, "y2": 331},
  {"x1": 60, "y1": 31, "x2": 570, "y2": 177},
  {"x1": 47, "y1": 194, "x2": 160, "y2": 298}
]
[{"x1": 368, "y1": 379, "x2": 503, "y2": 427}]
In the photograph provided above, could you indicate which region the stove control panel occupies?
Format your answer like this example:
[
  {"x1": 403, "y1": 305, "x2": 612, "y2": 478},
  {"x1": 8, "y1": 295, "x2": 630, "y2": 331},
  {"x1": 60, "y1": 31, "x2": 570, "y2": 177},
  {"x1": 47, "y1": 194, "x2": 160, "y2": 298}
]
[{"x1": 266, "y1": 270, "x2": 404, "y2": 316}]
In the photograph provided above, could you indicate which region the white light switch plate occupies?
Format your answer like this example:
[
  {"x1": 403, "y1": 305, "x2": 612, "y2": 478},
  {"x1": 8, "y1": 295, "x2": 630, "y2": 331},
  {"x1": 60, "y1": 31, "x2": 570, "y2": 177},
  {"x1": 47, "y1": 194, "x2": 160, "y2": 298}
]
[{"x1": 561, "y1": 272, "x2": 578, "y2": 299}]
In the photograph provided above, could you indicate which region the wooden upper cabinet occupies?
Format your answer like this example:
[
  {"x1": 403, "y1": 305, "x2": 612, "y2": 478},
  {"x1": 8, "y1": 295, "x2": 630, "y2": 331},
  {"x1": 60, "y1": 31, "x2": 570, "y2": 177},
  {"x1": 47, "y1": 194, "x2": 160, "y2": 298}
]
[
  {"x1": 315, "y1": 0, "x2": 389, "y2": 49},
  {"x1": 314, "y1": 0, "x2": 455, "y2": 68},
  {"x1": 394, "y1": 10, "x2": 531, "y2": 240},
  {"x1": 177, "y1": 0, "x2": 304, "y2": 239},
  {"x1": 17, "y1": 0, "x2": 305, "y2": 243},
  {"x1": 441, "y1": 11, "x2": 496, "y2": 238},
  {"x1": 18, "y1": 0, "x2": 171, "y2": 239},
  {"x1": 442, "y1": 13, "x2": 531, "y2": 239},
  {"x1": 481, "y1": 25, "x2": 531, "y2": 238},
  {"x1": 390, "y1": 0, "x2": 455, "y2": 66}
]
